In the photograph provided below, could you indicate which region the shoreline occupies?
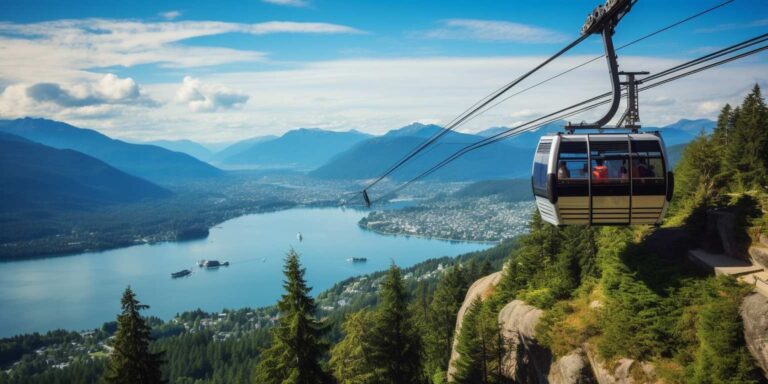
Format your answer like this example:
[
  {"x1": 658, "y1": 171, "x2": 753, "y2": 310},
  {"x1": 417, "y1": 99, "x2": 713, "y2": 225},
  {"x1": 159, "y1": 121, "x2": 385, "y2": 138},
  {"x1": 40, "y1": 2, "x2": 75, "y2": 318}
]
[
  {"x1": 358, "y1": 224, "x2": 501, "y2": 245},
  {"x1": 0, "y1": 202, "x2": 329, "y2": 263}
]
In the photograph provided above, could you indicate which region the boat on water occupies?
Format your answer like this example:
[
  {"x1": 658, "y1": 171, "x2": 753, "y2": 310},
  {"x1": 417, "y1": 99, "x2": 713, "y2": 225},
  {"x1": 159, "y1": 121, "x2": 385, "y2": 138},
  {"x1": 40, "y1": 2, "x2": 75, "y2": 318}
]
[
  {"x1": 171, "y1": 269, "x2": 192, "y2": 278},
  {"x1": 346, "y1": 257, "x2": 367, "y2": 263},
  {"x1": 198, "y1": 259, "x2": 230, "y2": 268}
]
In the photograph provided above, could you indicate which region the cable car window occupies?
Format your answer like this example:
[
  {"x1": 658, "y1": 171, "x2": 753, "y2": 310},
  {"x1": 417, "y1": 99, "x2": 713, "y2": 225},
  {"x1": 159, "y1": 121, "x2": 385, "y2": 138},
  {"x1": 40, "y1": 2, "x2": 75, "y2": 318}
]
[
  {"x1": 589, "y1": 140, "x2": 629, "y2": 184},
  {"x1": 557, "y1": 141, "x2": 588, "y2": 181},
  {"x1": 532, "y1": 141, "x2": 551, "y2": 196},
  {"x1": 556, "y1": 140, "x2": 589, "y2": 197},
  {"x1": 631, "y1": 140, "x2": 665, "y2": 180}
]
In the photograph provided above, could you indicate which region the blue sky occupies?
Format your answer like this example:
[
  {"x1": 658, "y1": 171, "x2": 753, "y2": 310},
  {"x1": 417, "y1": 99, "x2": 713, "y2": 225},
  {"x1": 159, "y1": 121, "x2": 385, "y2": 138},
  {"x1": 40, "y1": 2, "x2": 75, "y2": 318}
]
[{"x1": 1, "y1": 0, "x2": 766, "y2": 142}]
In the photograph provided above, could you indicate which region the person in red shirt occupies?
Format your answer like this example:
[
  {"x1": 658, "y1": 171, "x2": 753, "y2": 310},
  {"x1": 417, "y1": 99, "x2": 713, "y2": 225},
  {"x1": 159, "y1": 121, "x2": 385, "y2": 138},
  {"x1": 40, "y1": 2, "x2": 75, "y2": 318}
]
[{"x1": 592, "y1": 159, "x2": 608, "y2": 183}]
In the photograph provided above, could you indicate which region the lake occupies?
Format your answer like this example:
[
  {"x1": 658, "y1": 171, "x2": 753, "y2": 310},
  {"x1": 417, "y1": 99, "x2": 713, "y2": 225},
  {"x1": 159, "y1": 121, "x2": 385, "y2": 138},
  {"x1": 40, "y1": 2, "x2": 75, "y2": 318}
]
[{"x1": 0, "y1": 208, "x2": 489, "y2": 337}]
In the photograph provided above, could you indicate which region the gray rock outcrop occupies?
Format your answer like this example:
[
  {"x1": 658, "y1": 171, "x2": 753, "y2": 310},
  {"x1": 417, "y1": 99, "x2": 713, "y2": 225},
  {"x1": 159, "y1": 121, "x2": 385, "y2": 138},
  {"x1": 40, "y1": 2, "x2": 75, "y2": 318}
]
[
  {"x1": 750, "y1": 245, "x2": 768, "y2": 270},
  {"x1": 584, "y1": 348, "x2": 655, "y2": 384},
  {"x1": 707, "y1": 211, "x2": 740, "y2": 258},
  {"x1": 741, "y1": 293, "x2": 768, "y2": 379}
]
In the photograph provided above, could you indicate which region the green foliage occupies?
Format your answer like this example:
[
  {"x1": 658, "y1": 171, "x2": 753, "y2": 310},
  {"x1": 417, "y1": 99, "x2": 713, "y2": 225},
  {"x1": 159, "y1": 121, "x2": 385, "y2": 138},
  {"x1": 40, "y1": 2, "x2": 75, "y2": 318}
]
[
  {"x1": 329, "y1": 310, "x2": 377, "y2": 384},
  {"x1": 722, "y1": 85, "x2": 768, "y2": 190},
  {"x1": 452, "y1": 297, "x2": 506, "y2": 384},
  {"x1": 367, "y1": 264, "x2": 423, "y2": 384},
  {"x1": 421, "y1": 265, "x2": 469, "y2": 382},
  {"x1": 494, "y1": 213, "x2": 597, "y2": 309},
  {"x1": 672, "y1": 85, "x2": 768, "y2": 221},
  {"x1": 686, "y1": 277, "x2": 759, "y2": 384},
  {"x1": 104, "y1": 286, "x2": 165, "y2": 384},
  {"x1": 253, "y1": 249, "x2": 329, "y2": 384}
]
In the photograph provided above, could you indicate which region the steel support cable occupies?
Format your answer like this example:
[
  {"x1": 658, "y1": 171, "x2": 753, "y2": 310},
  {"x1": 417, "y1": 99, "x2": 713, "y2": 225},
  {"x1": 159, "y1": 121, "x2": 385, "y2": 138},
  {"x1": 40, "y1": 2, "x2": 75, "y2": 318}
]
[
  {"x1": 417, "y1": 33, "x2": 768, "y2": 166},
  {"x1": 370, "y1": 101, "x2": 612, "y2": 203},
  {"x1": 426, "y1": 8, "x2": 761, "y2": 146},
  {"x1": 363, "y1": 41, "x2": 768, "y2": 204},
  {"x1": 362, "y1": 34, "x2": 591, "y2": 192},
  {"x1": 359, "y1": 0, "x2": 738, "y2": 195},
  {"x1": 484, "y1": 0, "x2": 738, "y2": 118}
]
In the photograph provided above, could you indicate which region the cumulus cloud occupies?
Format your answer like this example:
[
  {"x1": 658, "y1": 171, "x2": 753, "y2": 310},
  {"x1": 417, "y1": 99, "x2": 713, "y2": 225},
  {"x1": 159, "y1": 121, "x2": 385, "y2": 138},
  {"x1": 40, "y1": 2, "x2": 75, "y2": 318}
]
[
  {"x1": 262, "y1": 0, "x2": 309, "y2": 7},
  {"x1": 0, "y1": 74, "x2": 156, "y2": 119},
  {"x1": 177, "y1": 76, "x2": 248, "y2": 112},
  {"x1": 422, "y1": 19, "x2": 568, "y2": 43}
]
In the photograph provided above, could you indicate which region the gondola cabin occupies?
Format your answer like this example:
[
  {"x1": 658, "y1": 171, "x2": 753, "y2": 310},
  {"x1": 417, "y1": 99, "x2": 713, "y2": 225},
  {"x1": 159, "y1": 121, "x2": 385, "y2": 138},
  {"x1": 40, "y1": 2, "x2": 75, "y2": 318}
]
[{"x1": 532, "y1": 133, "x2": 673, "y2": 225}]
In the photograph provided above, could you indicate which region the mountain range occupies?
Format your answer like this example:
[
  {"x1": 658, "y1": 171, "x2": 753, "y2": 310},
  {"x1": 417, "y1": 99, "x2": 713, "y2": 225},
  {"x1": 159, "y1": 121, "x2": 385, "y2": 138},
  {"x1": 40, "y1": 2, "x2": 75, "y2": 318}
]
[
  {"x1": 310, "y1": 123, "x2": 534, "y2": 181},
  {"x1": 0, "y1": 133, "x2": 171, "y2": 212},
  {"x1": 0, "y1": 118, "x2": 223, "y2": 183},
  {"x1": 219, "y1": 128, "x2": 372, "y2": 170},
  {"x1": 210, "y1": 135, "x2": 277, "y2": 163},
  {"x1": 1, "y1": 117, "x2": 714, "y2": 188},
  {"x1": 144, "y1": 139, "x2": 215, "y2": 162}
]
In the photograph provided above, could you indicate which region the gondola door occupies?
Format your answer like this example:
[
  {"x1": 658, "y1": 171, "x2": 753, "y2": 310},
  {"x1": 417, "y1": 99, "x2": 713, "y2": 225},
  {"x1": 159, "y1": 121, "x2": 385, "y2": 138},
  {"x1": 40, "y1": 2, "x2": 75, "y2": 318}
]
[{"x1": 587, "y1": 136, "x2": 631, "y2": 224}]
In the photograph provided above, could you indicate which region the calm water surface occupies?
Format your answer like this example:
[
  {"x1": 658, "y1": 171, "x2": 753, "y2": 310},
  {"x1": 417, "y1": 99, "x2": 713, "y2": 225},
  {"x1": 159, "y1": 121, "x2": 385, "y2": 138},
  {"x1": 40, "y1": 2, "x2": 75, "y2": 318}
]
[{"x1": 0, "y1": 208, "x2": 488, "y2": 337}]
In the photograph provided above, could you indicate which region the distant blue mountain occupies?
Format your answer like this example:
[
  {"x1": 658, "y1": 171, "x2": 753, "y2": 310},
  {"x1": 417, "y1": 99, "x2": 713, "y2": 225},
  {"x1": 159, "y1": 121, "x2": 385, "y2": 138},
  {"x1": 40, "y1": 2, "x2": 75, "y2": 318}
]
[
  {"x1": 651, "y1": 119, "x2": 715, "y2": 146},
  {"x1": 310, "y1": 123, "x2": 533, "y2": 181},
  {"x1": 221, "y1": 128, "x2": 372, "y2": 170},
  {"x1": 0, "y1": 118, "x2": 223, "y2": 183},
  {"x1": 477, "y1": 121, "x2": 565, "y2": 149},
  {"x1": 660, "y1": 118, "x2": 716, "y2": 135},
  {"x1": 145, "y1": 139, "x2": 213, "y2": 162},
  {"x1": 211, "y1": 135, "x2": 277, "y2": 163},
  {"x1": 0, "y1": 133, "x2": 171, "y2": 212}
]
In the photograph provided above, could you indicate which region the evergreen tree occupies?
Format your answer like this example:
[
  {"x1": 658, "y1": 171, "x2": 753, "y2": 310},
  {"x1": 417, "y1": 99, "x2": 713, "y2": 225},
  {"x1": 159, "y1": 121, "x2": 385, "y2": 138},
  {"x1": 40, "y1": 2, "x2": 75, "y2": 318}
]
[
  {"x1": 496, "y1": 213, "x2": 561, "y2": 304},
  {"x1": 673, "y1": 134, "x2": 722, "y2": 213},
  {"x1": 689, "y1": 278, "x2": 759, "y2": 384},
  {"x1": 452, "y1": 297, "x2": 505, "y2": 384},
  {"x1": 422, "y1": 266, "x2": 468, "y2": 381},
  {"x1": 329, "y1": 310, "x2": 376, "y2": 384},
  {"x1": 104, "y1": 286, "x2": 165, "y2": 384},
  {"x1": 724, "y1": 84, "x2": 768, "y2": 189},
  {"x1": 368, "y1": 264, "x2": 423, "y2": 384},
  {"x1": 712, "y1": 103, "x2": 732, "y2": 149},
  {"x1": 253, "y1": 249, "x2": 328, "y2": 384}
]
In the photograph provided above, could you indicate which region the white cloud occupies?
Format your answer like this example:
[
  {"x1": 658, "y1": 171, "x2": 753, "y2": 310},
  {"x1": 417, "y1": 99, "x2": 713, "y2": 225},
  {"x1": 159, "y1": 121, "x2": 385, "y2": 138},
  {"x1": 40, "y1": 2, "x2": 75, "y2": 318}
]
[
  {"x1": 159, "y1": 10, "x2": 182, "y2": 20},
  {"x1": 0, "y1": 19, "x2": 363, "y2": 84},
  {"x1": 0, "y1": 74, "x2": 156, "y2": 119},
  {"x1": 422, "y1": 19, "x2": 568, "y2": 43},
  {"x1": 103, "y1": 53, "x2": 764, "y2": 142},
  {"x1": 177, "y1": 76, "x2": 248, "y2": 112},
  {"x1": 262, "y1": 0, "x2": 309, "y2": 7}
]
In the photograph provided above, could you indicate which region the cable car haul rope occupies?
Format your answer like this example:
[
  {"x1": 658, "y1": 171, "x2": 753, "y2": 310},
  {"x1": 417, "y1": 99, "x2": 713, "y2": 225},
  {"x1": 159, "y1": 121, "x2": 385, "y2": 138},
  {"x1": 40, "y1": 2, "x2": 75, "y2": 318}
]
[{"x1": 350, "y1": 0, "x2": 764, "y2": 226}]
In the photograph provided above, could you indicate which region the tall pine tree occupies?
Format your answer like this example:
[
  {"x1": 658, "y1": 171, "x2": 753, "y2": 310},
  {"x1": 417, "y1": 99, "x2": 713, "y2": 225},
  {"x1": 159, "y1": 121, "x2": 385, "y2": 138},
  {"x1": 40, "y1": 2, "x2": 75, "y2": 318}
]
[
  {"x1": 452, "y1": 297, "x2": 506, "y2": 384},
  {"x1": 104, "y1": 286, "x2": 165, "y2": 384},
  {"x1": 724, "y1": 85, "x2": 768, "y2": 189},
  {"x1": 422, "y1": 266, "x2": 468, "y2": 382},
  {"x1": 368, "y1": 263, "x2": 423, "y2": 384},
  {"x1": 254, "y1": 249, "x2": 329, "y2": 384},
  {"x1": 329, "y1": 310, "x2": 377, "y2": 384}
]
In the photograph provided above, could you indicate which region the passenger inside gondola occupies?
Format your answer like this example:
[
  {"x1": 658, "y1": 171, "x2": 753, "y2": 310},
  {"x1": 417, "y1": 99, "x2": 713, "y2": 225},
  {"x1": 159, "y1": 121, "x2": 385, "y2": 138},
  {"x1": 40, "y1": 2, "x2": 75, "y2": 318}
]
[
  {"x1": 558, "y1": 161, "x2": 571, "y2": 179},
  {"x1": 619, "y1": 160, "x2": 629, "y2": 179},
  {"x1": 592, "y1": 159, "x2": 608, "y2": 182}
]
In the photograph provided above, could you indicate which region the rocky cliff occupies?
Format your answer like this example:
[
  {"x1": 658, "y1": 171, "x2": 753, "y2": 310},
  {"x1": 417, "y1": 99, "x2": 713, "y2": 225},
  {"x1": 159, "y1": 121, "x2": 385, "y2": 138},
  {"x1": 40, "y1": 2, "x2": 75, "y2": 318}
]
[
  {"x1": 447, "y1": 271, "x2": 502, "y2": 381},
  {"x1": 741, "y1": 293, "x2": 768, "y2": 379},
  {"x1": 449, "y1": 272, "x2": 768, "y2": 383}
]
